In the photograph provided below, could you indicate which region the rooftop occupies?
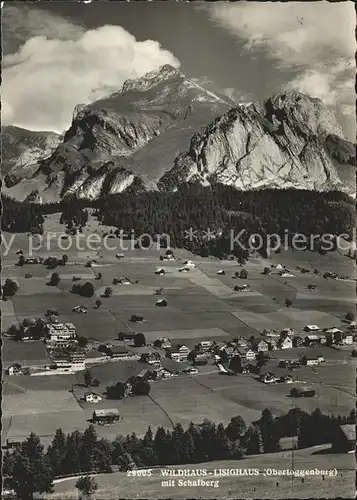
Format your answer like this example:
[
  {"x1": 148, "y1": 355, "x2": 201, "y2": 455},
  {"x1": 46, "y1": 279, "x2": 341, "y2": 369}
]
[
  {"x1": 93, "y1": 409, "x2": 120, "y2": 417},
  {"x1": 340, "y1": 424, "x2": 356, "y2": 442}
]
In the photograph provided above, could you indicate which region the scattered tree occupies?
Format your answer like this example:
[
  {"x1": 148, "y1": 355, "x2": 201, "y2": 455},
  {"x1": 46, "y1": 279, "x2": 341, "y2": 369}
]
[
  {"x1": 106, "y1": 382, "x2": 126, "y2": 399},
  {"x1": 49, "y1": 273, "x2": 61, "y2": 286},
  {"x1": 104, "y1": 287, "x2": 113, "y2": 298},
  {"x1": 345, "y1": 311, "x2": 354, "y2": 322},
  {"x1": 3, "y1": 278, "x2": 19, "y2": 297},
  {"x1": 132, "y1": 378, "x2": 151, "y2": 396},
  {"x1": 134, "y1": 333, "x2": 146, "y2": 347},
  {"x1": 239, "y1": 269, "x2": 248, "y2": 279},
  {"x1": 72, "y1": 282, "x2": 95, "y2": 298},
  {"x1": 17, "y1": 254, "x2": 26, "y2": 266},
  {"x1": 84, "y1": 369, "x2": 93, "y2": 388},
  {"x1": 285, "y1": 298, "x2": 292, "y2": 307},
  {"x1": 226, "y1": 416, "x2": 246, "y2": 441},
  {"x1": 75, "y1": 476, "x2": 98, "y2": 499},
  {"x1": 78, "y1": 336, "x2": 88, "y2": 348},
  {"x1": 229, "y1": 355, "x2": 243, "y2": 373},
  {"x1": 95, "y1": 299, "x2": 102, "y2": 308},
  {"x1": 4, "y1": 432, "x2": 54, "y2": 500},
  {"x1": 256, "y1": 351, "x2": 269, "y2": 369}
]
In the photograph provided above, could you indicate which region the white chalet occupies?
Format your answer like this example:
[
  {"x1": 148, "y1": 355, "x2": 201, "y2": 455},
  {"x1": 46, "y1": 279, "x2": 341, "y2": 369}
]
[
  {"x1": 278, "y1": 336, "x2": 293, "y2": 350},
  {"x1": 304, "y1": 325, "x2": 320, "y2": 332},
  {"x1": 342, "y1": 334, "x2": 354, "y2": 345},
  {"x1": 85, "y1": 392, "x2": 102, "y2": 403},
  {"x1": 47, "y1": 322, "x2": 77, "y2": 342}
]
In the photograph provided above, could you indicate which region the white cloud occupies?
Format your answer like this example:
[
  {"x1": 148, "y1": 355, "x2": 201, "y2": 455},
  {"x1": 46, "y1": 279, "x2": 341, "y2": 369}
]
[
  {"x1": 2, "y1": 9, "x2": 180, "y2": 132},
  {"x1": 207, "y1": 2, "x2": 355, "y2": 119}
]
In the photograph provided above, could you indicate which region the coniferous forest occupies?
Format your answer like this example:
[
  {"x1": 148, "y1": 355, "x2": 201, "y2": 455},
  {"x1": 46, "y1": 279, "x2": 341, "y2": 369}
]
[
  {"x1": 2, "y1": 187, "x2": 355, "y2": 257},
  {"x1": 3, "y1": 408, "x2": 355, "y2": 499}
]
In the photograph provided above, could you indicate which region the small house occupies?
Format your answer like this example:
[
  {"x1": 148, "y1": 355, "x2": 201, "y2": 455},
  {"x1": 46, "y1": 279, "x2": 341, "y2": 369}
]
[
  {"x1": 263, "y1": 329, "x2": 280, "y2": 338},
  {"x1": 154, "y1": 337, "x2": 171, "y2": 349},
  {"x1": 130, "y1": 314, "x2": 144, "y2": 323},
  {"x1": 193, "y1": 356, "x2": 208, "y2": 366},
  {"x1": 175, "y1": 344, "x2": 190, "y2": 357},
  {"x1": 304, "y1": 357, "x2": 320, "y2": 366},
  {"x1": 92, "y1": 409, "x2": 120, "y2": 424},
  {"x1": 281, "y1": 328, "x2": 294, "y2": 336},
  {"x1": 252, "y1": 339, "x2": 269, "y2": 352},
  {"x1": 155, "y1": 268, "x2": 166, "y2": 275},
  {"x1": 5, "y1": 439, "x2": 21, "y2": 449},
  {"x1": 304, "y1": 324, "x2": 320, "y2": 332},
  {"x1": 178, "y1": 267, "x2": 191, "y2": 273},
  {"x1": 281, "y1": 374, "x2": 293, "y2": 384},
  {"x1": 196, "y1": 340, "x2": 213, "y2": 352},
  {"x1": 278, "y1": 336, "x2": 293, "y2": 350},
  {"x1": 118, "y1": 332, "x2": 137, "y2": 341},
  {"x1": 260, "y1": 372, "x2": 278, "y2": 384},
  {"x1": 85, "y1": 392, "x2": 102, "y2": 404},
  {"x1": 155, "y1": 299, "x2": 167, "y2": 307},
  {"x1": 236, "y1": 337, "x2": 249, "y2": 347},
  {"x1": 348, "y1": 321, "x2": 357, "y2": 331},
  {"x1": 72, "y1": 305, "x2": 88, "y2": 314},
  {"x1": 292, "y1": 336, "x2": 304, "y2": 348},
  {"x1": 324, "y1": 327, "x2": 343, "y2": 335},
  {"x1": 220, "y1": 345, "x2": 235, "y2": 359},
  {"x1": 162, "y1": 254, "x2": 175, "y2": 261},
  {"x1": 234, "y1": 348, "x2": 248, "y2": 360},
  {"x1": 245, "y1": 349, "x2": 256, "y2": 361},
  {"x1": 109, "y1": 346, "x2": 134, "y2": 360},
  {"x1": 217, "y1": 269, "x2": 225, "y2": 275},
  {"x1": 234, "y1": 284, "x2": 252, "y2": 292},
  {"x1": 7, "y1": 363, "x2": 22, "y2": 376},
  {"x1": 267, "y1": 339, "x2": 278, "y2": 350},
  {"x1": 342, "y1": 334, "x2": 354, "y2": 345},
  {"x1": 183, "y1": 260, "x2": 195, "y2": 268},
  {"x1": 167, "y1": 344, "x2": 189, "y2": 361},
  {"x1": 290, "y1": 387, "x2": 316, "y2": 398},
  {"x1": 304, "y1": 335, "x2": 321, "y2": 346},
  {"x1": 117, "y1": 277, "x2": 131, "y2": 285}
]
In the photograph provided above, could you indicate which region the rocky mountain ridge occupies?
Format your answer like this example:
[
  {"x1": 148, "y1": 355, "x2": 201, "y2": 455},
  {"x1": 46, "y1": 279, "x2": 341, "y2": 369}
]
[{"x1": 2, "y1": 64, "x2": 355, "y2": 202}]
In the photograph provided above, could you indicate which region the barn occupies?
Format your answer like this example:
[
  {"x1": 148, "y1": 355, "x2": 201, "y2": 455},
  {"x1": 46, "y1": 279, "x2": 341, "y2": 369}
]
[{"x1": 92, "y1": 409, "x2": 120, "y2": 424}]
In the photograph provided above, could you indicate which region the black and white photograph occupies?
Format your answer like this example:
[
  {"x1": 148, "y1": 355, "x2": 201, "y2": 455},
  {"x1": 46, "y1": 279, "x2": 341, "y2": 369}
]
[{"x1": 1, "y1": 1, "x2": 356, "y2": 499}]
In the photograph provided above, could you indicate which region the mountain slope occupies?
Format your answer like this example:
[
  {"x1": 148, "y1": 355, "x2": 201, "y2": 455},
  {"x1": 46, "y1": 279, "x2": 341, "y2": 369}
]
[
  {"x1": 2, "y1": 65, "x2": 355, "y2": 201},
  {"x1": 2, "y1": 65, "x2": 232, "y2": 202}
]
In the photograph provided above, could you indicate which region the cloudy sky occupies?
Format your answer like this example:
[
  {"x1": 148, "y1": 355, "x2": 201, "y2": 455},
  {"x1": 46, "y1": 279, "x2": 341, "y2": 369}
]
[{"x1": 2, "y1": 1, "x2": 355, "y2": 140}]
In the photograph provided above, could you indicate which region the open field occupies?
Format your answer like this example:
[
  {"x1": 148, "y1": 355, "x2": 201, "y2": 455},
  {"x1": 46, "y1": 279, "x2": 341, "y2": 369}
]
[
  {"x1": 232, "y1": 307, "x2": 344, "y2": 333},
  {"x1": 3, "y1": 338, "x2": 50, "y2": 366},
  {"x1": 2, "y1": 214, "x2": 356, "y2": 463},
  {"x1": 42, "y1": 447, "x2": 355, "y2": 499}
]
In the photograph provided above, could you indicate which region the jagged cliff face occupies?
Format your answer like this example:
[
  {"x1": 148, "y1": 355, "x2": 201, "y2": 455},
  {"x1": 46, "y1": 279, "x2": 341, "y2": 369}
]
[
  {"x1": 2, "y1": 65, "x2": 232, "y2": 201},
  {"x1": 159, "y1": 92, "x2": 354, "y2": 193},
  {"x1": 2, "y1": 65, "x2": 355, "y2": 201}
]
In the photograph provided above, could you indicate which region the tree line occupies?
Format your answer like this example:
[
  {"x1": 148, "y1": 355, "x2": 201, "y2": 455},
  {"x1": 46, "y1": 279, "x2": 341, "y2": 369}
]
[
  {"x1": 3, "y1": 407, "x2": 355, "y2": 499},
  {"x1": 2, "y1": 187, "x2": 354, "y2": 258}
]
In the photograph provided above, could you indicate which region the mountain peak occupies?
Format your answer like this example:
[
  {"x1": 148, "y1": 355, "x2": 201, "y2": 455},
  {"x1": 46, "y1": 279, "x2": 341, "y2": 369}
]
[{"x1": 121, "y1": 64, "x2": 182, "y2": 93}]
